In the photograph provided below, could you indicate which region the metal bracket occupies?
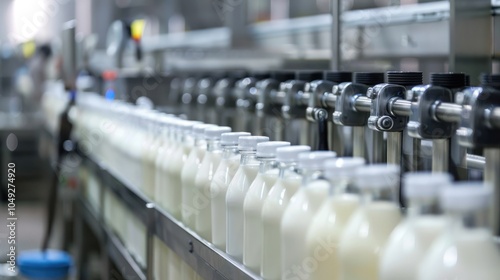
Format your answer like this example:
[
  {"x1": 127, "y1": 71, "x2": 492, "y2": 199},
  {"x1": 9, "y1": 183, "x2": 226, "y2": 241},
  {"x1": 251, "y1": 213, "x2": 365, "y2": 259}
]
[
  {"x1": 282, "y1": 80, "x2": 308, "y2": 119},
  {"x1": 255, "y1": 79, "x2": 281, "y2": 117},
  {"x1": 306, "y1": 80, "x2": 336, "y2": 122},
  {"x1": 333, "y1": 83, "x2": 370, "y2": 126},
  {"x1": 407, "y1": 85, "x2": 454, "y2": 139},
  {"x1": 367, "y1": 83, "x2": 408, "y2": 132},
  {"x1": 457, "y1": 86, "x2": 500, "y2": 148}
]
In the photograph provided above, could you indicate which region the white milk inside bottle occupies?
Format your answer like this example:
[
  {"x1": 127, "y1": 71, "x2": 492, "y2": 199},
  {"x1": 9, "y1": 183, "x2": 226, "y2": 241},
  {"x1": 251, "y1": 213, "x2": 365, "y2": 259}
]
[
  {"x1": 152, "y1": 115, "x2": 175, "y2": 207},
  {"x1": 281, "y1": 151, "x2": 337, "y2": 280},
  {"x1": 305, "y1": 157, "x2": 366, "y2": 280},
  {"x1": 226, "y1": 136, "x2": 269, "y2": 261},
  {"x1": 194, "y1": 126, "x2": 232, "y2": 241},
  {"x1": 141, "y1": 111, "x2": 162, "y2": 199},
  {"x1": 380, "y1": 172, "x2": 452, "y2": 280},
  {"x1": 155, "y1": 117, "x2": 179, "y2": 211},
  {"x1": 211, "y1": 132, "x2": 251, "y2": 250},
  {"x1": 419, "y1": 183, "x2": 500, "y2": 280},
  {"x1": 181, "y1": 123, "x2": 216, "y2": 229},
  {"x1": 243, "y1": 141, "x2": 290, "y2": 272},
  {"x1": 165, "y1": 120, "x2": 198, "y2": 220},
  {"x1": 338, "y1": 164, "x2": 402, "y2": 280},
  {"x1": 261, "y1": 145, "x2": 311, "y2": 280}
]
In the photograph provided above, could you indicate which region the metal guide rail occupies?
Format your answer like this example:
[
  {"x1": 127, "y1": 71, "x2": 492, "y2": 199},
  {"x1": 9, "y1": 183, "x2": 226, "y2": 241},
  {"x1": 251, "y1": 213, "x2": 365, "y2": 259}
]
[{"x1": 78, "y1": 153, "x2": 260, "y2": 280}]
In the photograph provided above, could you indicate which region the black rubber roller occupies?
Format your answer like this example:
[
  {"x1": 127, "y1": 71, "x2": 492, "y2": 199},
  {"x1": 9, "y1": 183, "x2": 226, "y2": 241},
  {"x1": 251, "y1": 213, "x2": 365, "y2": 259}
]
[
  {"x1": 295, "y1": 70, "x2": 324, "y2": 82},
  {"x1": 430, "y1": 72, "x2": 466, "y2": 89},
  {"x1": 353, "y1": 72, "x2": 385, "y2": 86},
  {"x1": 387, "y1": 71, "x2": 423, "y2": 87},
  {"x1": 323, "y1": 71, "x2": 352, "y2": 83},
  {"x1": 480, "y1": 73, "x2": 500, "y2": 89},
  {"x1": 271, "y1": 71, "x2": 295, "y2": 83}
]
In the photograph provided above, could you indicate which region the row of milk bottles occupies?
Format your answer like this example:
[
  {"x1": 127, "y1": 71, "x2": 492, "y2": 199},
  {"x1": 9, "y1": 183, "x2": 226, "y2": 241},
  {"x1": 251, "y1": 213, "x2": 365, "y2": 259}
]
[{"x1": 73, "y1": 96, "x2": 500, "y2": 280}]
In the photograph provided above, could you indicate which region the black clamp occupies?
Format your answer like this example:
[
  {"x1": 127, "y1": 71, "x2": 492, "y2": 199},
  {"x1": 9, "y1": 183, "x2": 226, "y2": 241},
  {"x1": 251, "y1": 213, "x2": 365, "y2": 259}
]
[
  {"x1": 367, "y1": 83, "x2": 408, "y2": 132},
  {"x1": 333, "y1": 83, "x2": 370, "y2": 126},
  {"x1": 407, "y1": 85, "x2": 454, "y2": 139},
  {"x1": 457, "y1": 86, "x2": 500, "y2": 148}
]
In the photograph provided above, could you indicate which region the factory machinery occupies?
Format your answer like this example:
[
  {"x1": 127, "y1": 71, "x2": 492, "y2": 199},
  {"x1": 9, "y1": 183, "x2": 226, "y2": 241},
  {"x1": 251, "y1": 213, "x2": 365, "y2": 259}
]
[
  {"x1": 36, "y1": 0, "x2": 500, "y2": 279},
  {"x1": 68, "y1": 67, "x2": 500, "y2": 280}
]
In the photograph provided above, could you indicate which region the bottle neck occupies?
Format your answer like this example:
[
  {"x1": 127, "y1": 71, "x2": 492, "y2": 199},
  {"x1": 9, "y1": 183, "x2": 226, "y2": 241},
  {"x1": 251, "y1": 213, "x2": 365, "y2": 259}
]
[
  {"x1": 329, "y1": 178, "x2": 350, "y2": 196},
  {"x1": 258, "y1": 158, "x2": 278, "y2": 173},
  {"x1": 446, "y1": 209, "x2": 490, "y2": 232},
  {"x1": 222, "y1": 145, "x2": 239, "y2": 158},
  {"x1": 406, "y1": 197, "x2": 440, "y2": 218},
  {"x1": 240, "y1": 151, "x2": 259, "y2": 166},
  {"x1": 207, "y1": 139, "x2": 222, "y2": 152},
  {"x1": 359, "y1": 187, "x2": 396, "y2": 205},
  {"x1": 278, "y1": 162, "x2": 299, "y2": 178},
  {"x1": 301, "y1": 168, "x2": 324, "y2": 187}
]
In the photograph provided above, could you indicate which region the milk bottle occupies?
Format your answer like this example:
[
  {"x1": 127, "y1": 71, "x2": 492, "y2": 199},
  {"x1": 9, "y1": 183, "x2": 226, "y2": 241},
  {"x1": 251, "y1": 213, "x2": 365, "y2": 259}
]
[
  {"x1": 243, "y1": 141, "x2": 291, "y2": 272},
  {"x1": 211, "y1": 132, "x2": 251, "y2": 250},
  {"x1": 226, "y1": 136, "x2": 269, "y2": 261},
  {"x1": 155, "y1": 117, "x2": 180, "y2": 211},
  {"x1": 338, "y1": 164, "x2": 402, "y2": 280},
  {"x1": 141, "y1": 110, "x2": 162, "y2": 199},
  {"x1": 281, "y1": 151, "x2": 337, "y2": 280},
  {"x1": 305, "y1": 157, "x2": 366, "y2": 280},
  {"x1": 380, "y1": 172, "x2": 451, "y2": 280},
  {"x1": 181, "y1": 123, "x2": 217, "y2": 229},
  {"x1": 419, "y1": 183, "x2": 500, "y2": 280},
  {"x1": 194, "y1": 126, "x2": 232, "y2": 241},
  {"x1": 261, "y1": 145, "x2": 311, "y2": 280}
]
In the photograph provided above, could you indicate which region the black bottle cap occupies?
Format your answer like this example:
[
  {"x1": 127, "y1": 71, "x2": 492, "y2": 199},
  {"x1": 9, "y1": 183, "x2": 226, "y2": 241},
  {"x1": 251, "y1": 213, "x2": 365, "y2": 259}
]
[
  {"x1": 323, "y1": 71, "x2": 352, "y2": 83},
  {"x1": 387, "y1": 71, "x2": 423, "y2": 87},
  {"x1": 295, "y1": 70, "x2": 323, "y2": 82},
  {"x1": 353, "y1": 72, "x2": 385, "y2": 86},
  {"x1": 430, "y1": 72, "x2": 466, "y2": 89},
  {"x1": 480, "y1": 73, "x2": 500, "y2": 89},
  {"x1": 271, "y1": 71, "x2": 295, "y2": 83},
  {"x1": 250, "y1": 71, "x2": 272, "y2": 80}
]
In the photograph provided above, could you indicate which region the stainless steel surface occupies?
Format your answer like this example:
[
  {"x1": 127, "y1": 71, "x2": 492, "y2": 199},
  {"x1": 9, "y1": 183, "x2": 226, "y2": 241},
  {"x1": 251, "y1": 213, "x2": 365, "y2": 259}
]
[
  {"x1": 331, "y1": 0, "x2": 341, "y2": 70},
  {"x1": 387, "y1": 132, "x2": 402, "y2": 165},
  {"x1": 485, "y1": 148, "x2": 500, "y2": 235},
  {"x1": 432, "y1": 139, "x2": 449, "y2": 173},
  {"x1": 367, "y1": 130, "x2": 386, "y2": 164},
  {"x1": 62, "y1": 20, "x2": 77, "y2": 89},
  {"x1": 391, "y1": 99, "x2": 412, "y2": 117},
  {"x1": 352, "y1": 126, "x2": 365, "y2": 158},
  {"x1": 434, "y1": 102, "x2": 462, "y2": 123},
  {"x1": 466, "y1": 153, "x2": 486, "y2": 170}
]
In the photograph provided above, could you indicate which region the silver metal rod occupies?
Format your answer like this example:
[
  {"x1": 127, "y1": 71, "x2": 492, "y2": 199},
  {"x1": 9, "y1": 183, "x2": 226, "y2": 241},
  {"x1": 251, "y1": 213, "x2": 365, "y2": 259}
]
[
  {"x1": 488, "y1": 107, "x2": 500, "y2": 129},
  {"x1": 324, "y1": 93, "x2": 337, "y2": 108},
  {"x1": 331, "y1": 0, "x2": 341, "y2": 70},
  {"x1": 352, "y1": 126, "x2": 365, "y2": 158},
  {"x1": 434, "y1": 102, "x2": 462, "y2": 123},
  {"x1": 484, "y1": 148, "x2": 500, "y2": 235},
  {"x1": 391, "y1": 99, "x2": 412, "y2": 117},
  {"x1": 368, "y1": 130, "x2": 386, "y2": 163},
  {"x1": 387, "y1": 132, "x2": 402, "y2": 165},
  {"x1": 432, "y1": 139, "x2": 449, "y2": 173},
  {"x1": 353, "y1": 96, "x2": 371, "y2": 112},
  {"x1": 465, "y1": 154, "x2": 486, "y2": 170}
]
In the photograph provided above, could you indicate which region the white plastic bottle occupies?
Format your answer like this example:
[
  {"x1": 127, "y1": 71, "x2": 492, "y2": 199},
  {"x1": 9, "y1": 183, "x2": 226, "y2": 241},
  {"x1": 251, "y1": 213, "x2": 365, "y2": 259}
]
[
  {"x1": 165, "y1": 120, "x2": 199, "y2": 220},
  {"x1": 194, "y1": 126, "x2": 232, "y2": 241},
  {"x1": 181, "y1": 123, "x2": 217, "y2": 229},
  {"x1": 379, "y1": 172, "x2": 452, "y2": 280},
  {"x1": 338, "y1": 164, "x2": 402, "y2": 280},
  {"x1": 418, "y1": 183, "x2": 500, "y2": 280},
  {"x1": 243, "y1": 141, "x2": 291, "y2": 272},
  {"x1": 281, "y1": 151, "x2": 337, "y2": 280},
  {"x1": 226, "y1": 136, "x2": 269, "y2": 261},
  {"x1": 141, "y1": 111, "x2": 162, "y2": 199},
  {"x1": 211, "y1": 132, "x2": 251, "y2": 251},
  {"x1": 155, "y1": 117, "x2": 180, "y2": 212},
  {"x1": 261, "y1": 145, "x2": 311, "y2": 280},
  {"x1": 304, "y1": 157, "x2": 366, "y2": 280}
]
